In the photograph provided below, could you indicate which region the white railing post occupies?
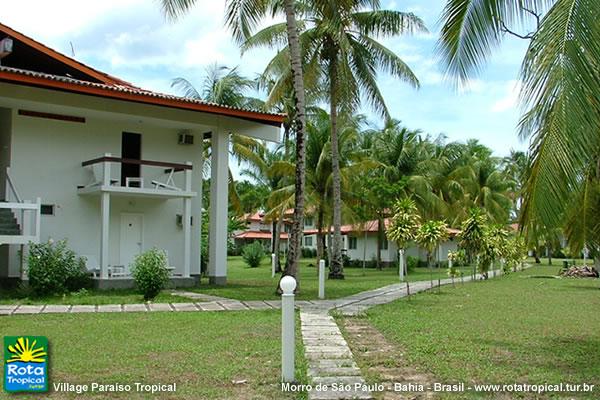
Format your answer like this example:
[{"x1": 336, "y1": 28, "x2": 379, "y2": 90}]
[
  {"x1": 22, "y1": 200, "x2": 31, "y2": 237},
  {"x1": 280, "y1": 276, "x2": 296, "y2": 383},
  {"x1": 399, "y1": 249, "x2": 405, "y2": 281},
  {"x1": 271, "y1": 253, "x2": 276, "y2": 278},
  {"x1": 185, "y1": 161, "x2": 192, "y2": 192},
  {"x1": 102, "y1": 153, "x2": 112, "y2": 186},
  {"x1": 318, "y1": 259, "x2": 325, "y2": 299}
]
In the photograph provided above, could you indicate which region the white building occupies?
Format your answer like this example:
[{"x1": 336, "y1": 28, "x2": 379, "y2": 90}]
[
  {"x1": 0, "y1": 23, "x2": 283, "y2": 287},
  {"x1": 303, "y1": 219, "x2": 459, "y2": 265}
]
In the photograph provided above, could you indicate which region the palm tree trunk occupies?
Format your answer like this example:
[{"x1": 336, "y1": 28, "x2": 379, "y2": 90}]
[
  {"x1": 376, "y1": 217, "x2": 383, "y2": 270},
  {"x1": 329, "y1": 59, "x2": 344, "y2": 279},
  {"x1": 316, "y1": 207, "x2": 325, "y2": 262},
  {"x1": 281, "y1": 0, "x2": 306, "y2": 288},
  {"x1": 273, "y1": 210, "x2": 284, "y2": 273}
]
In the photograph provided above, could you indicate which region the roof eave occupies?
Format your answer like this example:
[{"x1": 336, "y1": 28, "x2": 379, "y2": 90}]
[{"x1": 0, "y1": 70, "x2": 285, "y2": 127}]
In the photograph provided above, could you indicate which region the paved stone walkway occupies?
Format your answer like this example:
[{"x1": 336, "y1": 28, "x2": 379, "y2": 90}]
[{"x1": 301, "y1": 309, "x2": 373, "y2": 400}]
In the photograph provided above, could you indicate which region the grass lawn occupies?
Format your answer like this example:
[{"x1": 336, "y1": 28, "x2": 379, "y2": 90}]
[
  {"x1": 0, "y1": 311, "x2": 308, "y2": 399},
  {"x1": 0, "y1": 289, "x2": 194, "y2": 306},
  {"x1": 193, "y1": 257, "x2": 473, "y2": 301},
  {"x1": 356, "y1": 263, "x2": 600, "y2": 399}
]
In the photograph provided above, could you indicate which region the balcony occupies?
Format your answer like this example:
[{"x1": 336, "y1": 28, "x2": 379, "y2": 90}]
[{"x1": 77, "y1": 154, "x2": 196, "y2": 199}]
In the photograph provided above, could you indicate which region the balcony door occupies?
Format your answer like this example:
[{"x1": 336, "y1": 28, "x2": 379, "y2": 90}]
[{"x1": 121, "y1": 132, "x2": 141, "y2": 187}]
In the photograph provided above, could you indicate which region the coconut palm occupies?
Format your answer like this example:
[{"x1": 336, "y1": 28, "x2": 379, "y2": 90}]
[
  {"x1": 161, "y1": 0, "x2": 309, "y2": 284},
  {"x1": 437, "y1": 0, "x2": 600, "y2": 250},
  {"x1": 240, "y1": 143, "x2": 292, "y2": 271},
  {"x1": 241, "y1": 0, "x2": 427, "y2": 278},
  {"x1": 169, "y1": 63, "x2": 265, "y2": 212}
]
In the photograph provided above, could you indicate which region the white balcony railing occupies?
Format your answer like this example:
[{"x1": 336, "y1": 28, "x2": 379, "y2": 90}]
[{"x1": 1, "y1": 167, "x2": 41, "y2": 245}]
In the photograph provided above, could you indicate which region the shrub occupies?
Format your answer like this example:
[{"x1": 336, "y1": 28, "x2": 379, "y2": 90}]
[
  {"x1": 406, "y1": 256, "x2": 419, "y2": 271},
  {"x1": 28, "y1": 239, "x2": 90, "y2": 296},
  {"x1": 131, "y1": 248, "x2": 170, "y2": 300},
  {"x1": 242, "y1": 242, "x2": 265, "y2": 268}
]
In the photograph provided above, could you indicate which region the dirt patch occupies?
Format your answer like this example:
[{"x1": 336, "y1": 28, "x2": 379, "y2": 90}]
[{"x1": 340, "y1": 317, "x2": 437, "y2": 400}]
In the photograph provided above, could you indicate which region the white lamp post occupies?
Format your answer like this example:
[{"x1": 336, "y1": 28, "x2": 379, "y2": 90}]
[
  {"x1": 318, "y1": 259, "x2": 325, "y2": 299},
  {"x1": 271, "y1": 253, "x2": 276, "y2": 278},
  {"x1": 280, "y1": 275, "x2": 296, "y2": 383}
]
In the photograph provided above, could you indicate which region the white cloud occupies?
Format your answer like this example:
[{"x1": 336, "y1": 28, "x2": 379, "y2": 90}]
[{"x1": 491, "y1": 80, "x2": 522, "y2": 113}]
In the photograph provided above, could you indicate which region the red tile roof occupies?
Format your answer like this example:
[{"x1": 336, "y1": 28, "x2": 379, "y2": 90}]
[
  {"x1": 304, "y1": 219, "x2": 460, "y2": 236},
  {"x1": 0, "y1": 23, "x2": 285, "y2": 127},
  {"x1": 234, "y1": 231, "x2": 289, "y2": 240}
]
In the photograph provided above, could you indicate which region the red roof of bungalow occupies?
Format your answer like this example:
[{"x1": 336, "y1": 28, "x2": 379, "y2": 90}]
[
  {"x1": 304, "y1": 218, "x2": 460, "y2": 236},
  {"x1": 234, "y1": 231, "x2": 288, "y2": 240},
  {"x1": 0, "y1": 22, "x2": 285, "y2": 127}
]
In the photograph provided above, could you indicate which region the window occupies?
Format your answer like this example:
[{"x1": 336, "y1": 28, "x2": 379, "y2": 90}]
[
  {"x1": 349, "y1": 237, "x2": 357, "y2": 250},
  {"x1": 41, "y1": 204, "x2": 55, "y2": 216},
  {"x1": 304, "y1": 236, "x2": 313, "y2": 246},
  {"x1": 304, "y1": 217, "x2": 313, "y2": 227},
  {"x1": 381, "y1": 237, "x2": 389, "y2": 250}
]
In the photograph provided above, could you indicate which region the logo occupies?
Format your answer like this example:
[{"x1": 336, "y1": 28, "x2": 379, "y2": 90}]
[{"x1": 4, "y1": 336, "x2": 48, "y2": 393}]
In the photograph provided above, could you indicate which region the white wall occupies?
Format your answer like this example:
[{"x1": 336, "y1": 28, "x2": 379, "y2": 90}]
[
  {"x1": 346, "y1": 232, "x2": 458, "y2": 264},
  {"x1": 5, "y1": 109, "x2": 204, "y2": 277}
]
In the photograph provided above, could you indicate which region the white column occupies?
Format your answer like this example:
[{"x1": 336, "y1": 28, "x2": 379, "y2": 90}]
[
  {"x1": 208, "y1": 130, "x2": 229, "y2": 285},
  {"x1": 182, "y1": 162, "x2": 192, "y2": 278},
  {"x1": 100, "y1": 156, "x2": 111, "y2": 279},
  {"x1": 100, "y1": 192, "x2": 110, "y2": 279}
]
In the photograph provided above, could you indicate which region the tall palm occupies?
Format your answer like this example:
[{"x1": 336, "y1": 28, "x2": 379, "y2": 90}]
[
  {"x1": 241, "y1": 143, "x2": 291, "y2": 271},
  {"x1": 437, "y1": 0, "x2": 600, "y2": 250},
  {"x1": 453, "y1": 158, "x2": 513, "y2": 224},
  {"x1": 242, "y1": 0, "x2": 427, "y2": 278},
  {"x1": 169, "y1": 63, "x2": 265, "y2": 212},
  {"x1": 161, "y1": 0, "x2": 309, "y2": 284}
]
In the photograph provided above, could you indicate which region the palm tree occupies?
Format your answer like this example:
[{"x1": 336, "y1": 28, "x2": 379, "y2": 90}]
[
  {"x1": 161, "y1": 0, "x2": 309, "y2": 285},
  {"x1": 169, "y1": 63, "x2": 265, "y2": 212},
  {"x1": 243, "y1": 0, "x2": 427, "y2": 278},
  {"x1": 387, "y1": 198, "x2": 421, "y2": 279},
  {"x1": 240, "y1": 144, "x2": 291, "y2": 271},
  {"x1": 437, "y1": 0, "x2": 600, "y2": 256},
  {"x1": 416, "y1": 220, "x2": 449, "y2": 286}
]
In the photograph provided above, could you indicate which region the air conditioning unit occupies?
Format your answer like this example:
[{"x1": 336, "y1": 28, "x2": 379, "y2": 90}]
[
  {"x1": 178, "y1": 132, "x2": 194, "y2": 145},
  {"x1": 0, "y1": 38, "x2": 13, "y2": 59}
]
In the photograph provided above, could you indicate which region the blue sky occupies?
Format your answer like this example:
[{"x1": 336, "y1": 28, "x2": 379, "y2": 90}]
[{"x1": 2, "y1": 0, "x2": 530, "y2": 157}]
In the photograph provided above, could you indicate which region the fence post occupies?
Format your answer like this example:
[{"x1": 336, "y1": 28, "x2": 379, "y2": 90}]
[
  {"x1": 318, "y1": 259, "x2": 325, "y2": 299},
  {"x1": 281, "y1": 276, "x2": 296, "y2": 383}
]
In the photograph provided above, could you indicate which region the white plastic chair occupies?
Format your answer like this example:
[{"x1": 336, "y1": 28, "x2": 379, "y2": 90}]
[
  {"x1": 82, "y1": 254, "x2": 100, "y2": 277},
  {"x1": 152, "y1": 169, "x2": 180, "y2": 191}
]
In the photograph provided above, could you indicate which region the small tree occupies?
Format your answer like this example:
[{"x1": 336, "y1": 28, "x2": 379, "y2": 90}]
[
  {"x1": 417, "y1": 220, "x2": 449, "y2": 287},
  {"x1": 387, "y1": 198, "x2": 421, "y2": 280},
  {"x1": 458, "y1": 208, "x2": 488, "y2": 278},
  {"x1": 131, "y1": 248, "x2": 170, "y2": 301},
  {"x1": 241, "y1": 242, "x2": 265, "y2": 268}
]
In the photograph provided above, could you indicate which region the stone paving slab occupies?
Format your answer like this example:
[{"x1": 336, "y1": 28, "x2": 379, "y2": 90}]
[
  {"x1": 97, "y1": 304, "x2": 123, "y2": 313},
  {"x1": 197, "y1": 302, "x2": 225, "y2": 311},
  {"x1": 171, "y1": 291, "x2": 229, "y2": 302},
  {"x1": 218, "y1": 301, "x2": 249, "y2": 311},
  {"x1": 42, "y1": 305, "x2": 71, "y2": 314},
  {"x1": 171, "y1": 303, "x2": 199, "y2": 312},
  {"x1": 123, "y1": 304, "x2": 148, "y2": 312},
  {"x1": 71, "y1": 305, "x2": 96, "y2": 313},
  {"x1": 148, "y1": 303, "x2": 173, "y2": 312},
  {"x1": 242, "y1": 301, "x2": 273, "y2": 310},
  {"x1": 264, "y1": 300, "x2": 282, "y2": 309},
  {"x1": 14, "y1": 305, "x2": 44, "y2": 314}
]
